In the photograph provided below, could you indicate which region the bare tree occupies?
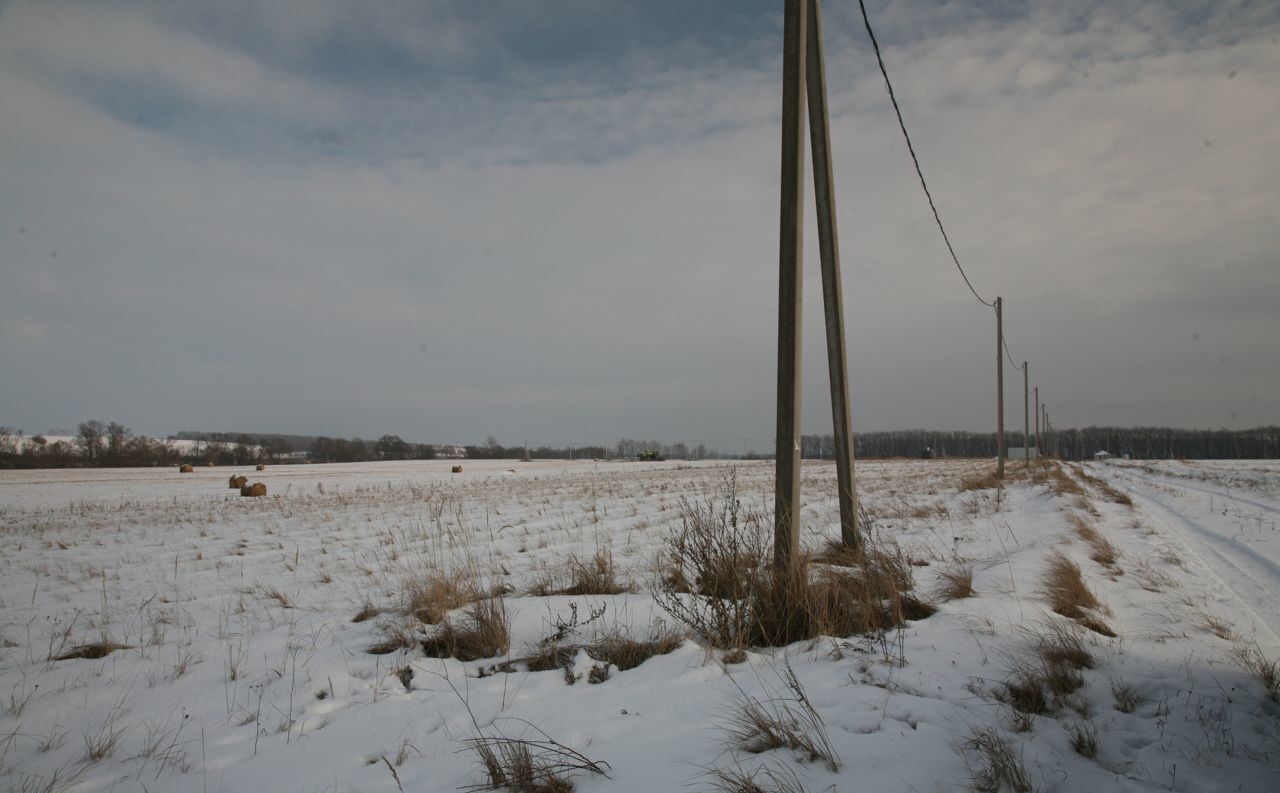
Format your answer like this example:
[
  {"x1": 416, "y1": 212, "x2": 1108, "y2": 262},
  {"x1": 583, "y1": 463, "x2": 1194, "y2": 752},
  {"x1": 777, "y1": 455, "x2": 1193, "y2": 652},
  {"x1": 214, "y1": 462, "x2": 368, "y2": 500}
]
[{"x1": 77, "y1": 421, "x2": 106, "y2": 465}]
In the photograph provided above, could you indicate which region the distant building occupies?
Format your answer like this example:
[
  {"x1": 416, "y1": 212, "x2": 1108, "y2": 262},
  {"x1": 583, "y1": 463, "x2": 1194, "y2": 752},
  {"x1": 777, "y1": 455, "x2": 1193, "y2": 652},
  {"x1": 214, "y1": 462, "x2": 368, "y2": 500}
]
[
  {"x1": 1092, "y1": 450, "x2": 1114, "y2": 461},
  {"x1": 1008, "y1": 446, "x2": 1038, "y2": 460},
  {"x1": 436, "y1": 444, "x2": 466, "y2": 460}
]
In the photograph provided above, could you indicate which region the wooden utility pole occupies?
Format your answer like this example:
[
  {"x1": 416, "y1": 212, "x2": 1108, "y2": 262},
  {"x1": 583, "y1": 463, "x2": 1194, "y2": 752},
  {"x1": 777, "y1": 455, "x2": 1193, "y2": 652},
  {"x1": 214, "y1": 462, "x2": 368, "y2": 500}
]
[
  {"x1": 806, "y1": 0, "x2": 859, "y2": 551},
  {"x1": 1034, "y1": 387, "x2": 1040, "y2": 458},
  {"x1": 774, "y1": 0, "x2": 859, "y2": 571},
  {"x1": 775, "y1": 0, "x2": 807, "y2": 571},
  {"x1": 1023, "y1": 361, "x2": 1030, "y2": 466},
  {"x1": 996, "y1": 297, "x2": 1005, "y2": 479}
]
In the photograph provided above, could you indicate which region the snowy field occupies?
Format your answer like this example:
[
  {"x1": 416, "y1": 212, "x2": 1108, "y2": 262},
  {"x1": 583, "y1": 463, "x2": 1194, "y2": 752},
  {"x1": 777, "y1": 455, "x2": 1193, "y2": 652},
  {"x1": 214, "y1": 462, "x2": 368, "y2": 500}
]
[{"x1": 1, "y1": 458, "x2": 1277, "y2": 793}]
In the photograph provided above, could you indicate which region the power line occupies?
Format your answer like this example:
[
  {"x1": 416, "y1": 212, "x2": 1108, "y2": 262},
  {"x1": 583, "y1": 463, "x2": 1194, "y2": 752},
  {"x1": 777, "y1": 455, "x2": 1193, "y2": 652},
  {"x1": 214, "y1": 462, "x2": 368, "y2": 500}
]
[
  {"x1": 1002, "y1": 333, "x2": 1025, "y2": 371},
  {"x1": 855, "y1": 0, "x2": 995, "y2": 309}
]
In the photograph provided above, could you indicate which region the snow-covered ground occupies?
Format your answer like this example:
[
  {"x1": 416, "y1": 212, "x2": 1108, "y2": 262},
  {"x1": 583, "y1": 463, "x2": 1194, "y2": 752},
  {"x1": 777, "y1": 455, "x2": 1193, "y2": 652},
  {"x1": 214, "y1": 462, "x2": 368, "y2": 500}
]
[{"x1": 1, "y1": 459, "x2": 1276, "y2": 792}]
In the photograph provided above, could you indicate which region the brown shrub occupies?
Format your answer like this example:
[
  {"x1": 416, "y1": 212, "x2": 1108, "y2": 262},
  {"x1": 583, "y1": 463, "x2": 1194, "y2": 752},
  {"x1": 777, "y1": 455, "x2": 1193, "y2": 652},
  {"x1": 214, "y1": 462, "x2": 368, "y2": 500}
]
[{"x1": 655, "y1": 474, "x2": 928, "y2": 649}]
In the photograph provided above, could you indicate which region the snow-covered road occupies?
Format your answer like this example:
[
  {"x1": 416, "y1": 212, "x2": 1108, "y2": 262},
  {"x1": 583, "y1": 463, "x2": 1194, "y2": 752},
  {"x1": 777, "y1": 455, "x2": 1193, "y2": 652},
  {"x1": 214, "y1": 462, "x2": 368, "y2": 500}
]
[{"x1": 1096, "y1": 462, "x2": 1280, "y2": 643}]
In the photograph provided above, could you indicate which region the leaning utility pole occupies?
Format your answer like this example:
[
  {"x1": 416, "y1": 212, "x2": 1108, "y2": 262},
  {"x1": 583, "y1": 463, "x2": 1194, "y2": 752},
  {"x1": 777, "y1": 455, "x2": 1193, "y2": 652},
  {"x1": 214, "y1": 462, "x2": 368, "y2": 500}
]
[
  {"x1": 775, "y1": 0, "x2": 860, "y2": 572},
  {"x1": 807, "y1": 0, "x2": 858, "y2": 551},
  {"x1": 995, "y1": 297, "x2": 1005, "y2": 479},
  {"x1": 1023, "y1": 361, "x2": 1030, "y2": 465}
]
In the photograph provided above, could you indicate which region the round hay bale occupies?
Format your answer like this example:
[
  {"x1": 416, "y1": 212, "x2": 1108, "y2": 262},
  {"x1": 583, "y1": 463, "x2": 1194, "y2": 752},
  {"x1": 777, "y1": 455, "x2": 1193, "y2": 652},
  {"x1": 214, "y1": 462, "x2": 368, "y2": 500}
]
[
  {"x1": 229, "y1": 475, "x2": 248, "y2": 489},
  {"x1": 179, "y1": 464, "x2": 194, "y2": 473},
  {"x1": 240, "y1": 482, "x2": 267, "y2": 497},
  {"x1": 451, "y1": 465, "x2": 463, "y2": 474},
  {"x1": 256, "y1": 463, "x2": 266, "y2": 471},
  {"x1": 206, "y1": 462, "x2": 215, "y2": 468}
]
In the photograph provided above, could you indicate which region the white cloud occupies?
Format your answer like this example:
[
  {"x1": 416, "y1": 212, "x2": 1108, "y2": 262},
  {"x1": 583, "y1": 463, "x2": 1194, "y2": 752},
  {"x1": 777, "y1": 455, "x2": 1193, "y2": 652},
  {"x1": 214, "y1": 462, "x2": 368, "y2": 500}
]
[{"x1": 1, "y1": 0, "x2": 1277, "y2": 441}]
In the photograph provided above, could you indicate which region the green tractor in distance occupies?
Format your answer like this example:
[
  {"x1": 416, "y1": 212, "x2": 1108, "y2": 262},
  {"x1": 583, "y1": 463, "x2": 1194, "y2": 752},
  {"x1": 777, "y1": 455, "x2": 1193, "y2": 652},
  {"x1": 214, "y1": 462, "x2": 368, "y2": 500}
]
[{"x1": 637, "y1": 450, "x2": 665, "y2": 461}]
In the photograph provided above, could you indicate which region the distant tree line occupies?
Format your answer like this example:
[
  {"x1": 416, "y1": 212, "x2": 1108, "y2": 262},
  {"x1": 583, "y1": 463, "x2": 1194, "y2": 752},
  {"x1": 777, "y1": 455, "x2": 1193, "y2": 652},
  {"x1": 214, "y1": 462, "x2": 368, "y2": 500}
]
[
  {"x1": 0, "y1": 422, "x2": 297, "y2": 469},
  {"x1": 797, "y1": 426, "x2": 1280, "y2": 460},
  {"x1": 8, "y1": 423, "x2": 1275, "y2": 469}
]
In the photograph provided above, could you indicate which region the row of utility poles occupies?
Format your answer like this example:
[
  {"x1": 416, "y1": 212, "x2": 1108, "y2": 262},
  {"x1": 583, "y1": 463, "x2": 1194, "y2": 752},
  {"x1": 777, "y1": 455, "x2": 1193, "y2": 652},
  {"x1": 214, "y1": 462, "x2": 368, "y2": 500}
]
[
  {"x1": 772, "y1": 0, "x2": 1054, "y2": 575},
  {"x1": 996, "y1": 297, "x2": 1051, "y2": 475}
]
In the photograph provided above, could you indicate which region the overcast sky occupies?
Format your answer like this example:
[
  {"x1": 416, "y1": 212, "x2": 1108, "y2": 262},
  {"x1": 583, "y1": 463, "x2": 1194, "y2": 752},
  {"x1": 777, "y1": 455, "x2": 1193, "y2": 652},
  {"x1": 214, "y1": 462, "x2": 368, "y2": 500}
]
[{"x1": 2, "y1": 0, "x2": 1277, "y2": 450}]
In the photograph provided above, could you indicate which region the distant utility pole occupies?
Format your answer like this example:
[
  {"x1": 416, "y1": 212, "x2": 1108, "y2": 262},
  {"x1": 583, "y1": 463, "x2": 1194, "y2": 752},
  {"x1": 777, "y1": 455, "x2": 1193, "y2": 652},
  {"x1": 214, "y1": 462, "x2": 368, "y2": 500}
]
[
  {"x1": 775, "y1": 0, "x2": 860, "y2": 573},
  {"x1": 996, "y1": 297, "x2": 1005, "y2": 479},
  {"x1": 1023, "y1": 361, "x2": 1030, "y2": 466},
  {"x1": 1034, "y1": 387, "x2": 1040, "y2": 456}
]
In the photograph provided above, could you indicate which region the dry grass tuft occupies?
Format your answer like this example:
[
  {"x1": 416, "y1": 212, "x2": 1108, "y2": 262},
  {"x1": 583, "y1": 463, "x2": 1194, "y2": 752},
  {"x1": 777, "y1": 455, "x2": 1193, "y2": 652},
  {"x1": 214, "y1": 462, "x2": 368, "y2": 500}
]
[
  {"x1": 367, "y1": 624, "x2": 413, "y2": 655},
  {"x1": 82, "y1": 709, "x2": 129, "y2": 763},
  {"x1": 1002, "y1": 665, "x2": 1050, "y2": 715},
  {"x1": 934, "y1": 563, "x2": 976, "y2": 601},
  {"x1": 470, "y1": 739, "x2": 571, "y2": 793},
  {"x1": 1041, "y1": 552, "x2": 1102, "y2": 620},
  {"x1": 1232, "y1": 642, "x2": 1280, "y2": 702},
  {"x1": 422, "y1": 598, "x2": 510, "y2": 662},
  {"x1": 1031, "y1": 620, "x2": 1094, "y2": 671},
  {"x1": 1076, "y1": 616, "x2": 1116, "y2": 637},
  {"x1": 1069, "y1": 516, "x2": 1120, "y2": 569},
  {"x1": 967, "y1": 728, "x2": 1032, "y2": 793},
  {"x1": 586, "y1": 627, "x2": 684, "y2": 672},
  {"x1": 521, "y1": 618, "x2": 684, "y2": 677},
  {"x1": 1111, "y1": 679, "x2": 1143, "y2": 713},
  {"x1": 657, "y1": 498, "x2": 929, "y2": 648},
  {"x1": 958, "y1": 470, "x2": 1003, "y2": 493},
  {"x1": 1001, "y1": 622, "x2": 1094, "y2": 715},
  {"x1": 704, "y1": 759, "x2": 809, "y2": 793},
  {"x1": 1076, "y1": 468, "x2": 1133, "y2": 506},
  {"x1": 1193, "y1": 610, "x2": 1238, "y2": 641},
  {"x1": 53, "y1": 641, "x2": 131, "y2": 661},
  {"x1": 722, "y1": 664, "x2": 839, "y2": 772},
  {"x1": 559, "y1": 549, "x2": 630, "y2": 596},
  {"x1": 1067, "y1": 720, "x2": 1099, "y2": 758},
  {"x1": 655, "y1": 475, "x2": 927, "y2": 651},
  {"x1": 464, "y1": 729, "x2": 609, "y2": 793},
  {"x1": 352, "y1": 600, "x2": 380, "y2": 623},
  {"x1": 405, "y1": 567, "x2": 482, "y2": 625},
  {"x1": 1045, "y1": 466, "x2": 1086, "y2": 497},
  {"x1": 261, "y1": 585, "x2": 294, "y2": 609}
]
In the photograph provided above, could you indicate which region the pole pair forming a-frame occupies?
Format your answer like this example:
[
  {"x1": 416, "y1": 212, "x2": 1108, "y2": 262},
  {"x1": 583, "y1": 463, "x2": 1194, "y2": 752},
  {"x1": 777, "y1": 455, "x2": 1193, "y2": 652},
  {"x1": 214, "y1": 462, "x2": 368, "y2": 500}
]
[{"x1": 775, "y1": 0, "x2": 858, "y2": 572}]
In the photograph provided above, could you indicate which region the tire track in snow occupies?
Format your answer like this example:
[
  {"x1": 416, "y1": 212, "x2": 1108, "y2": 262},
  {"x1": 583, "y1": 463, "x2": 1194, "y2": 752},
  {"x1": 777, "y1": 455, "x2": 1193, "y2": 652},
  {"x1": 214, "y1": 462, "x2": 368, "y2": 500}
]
[
  {"x1": 1107, "y1": 467, "x2": 1280, "y2": 644},
  {"x1": 1121, "y1": 466, "x2": 1280, "y2": 519}
]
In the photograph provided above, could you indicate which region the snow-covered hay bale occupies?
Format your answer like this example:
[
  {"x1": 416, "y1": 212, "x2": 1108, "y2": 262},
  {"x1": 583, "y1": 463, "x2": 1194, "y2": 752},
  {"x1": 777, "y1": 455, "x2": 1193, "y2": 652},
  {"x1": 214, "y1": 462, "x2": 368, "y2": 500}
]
[
  {"x1": 179, "y1": 464, "x2": 194, "y2": 473},
  {"x1": 256, "y1": 463, "x2": 266, "y2": 471},
  {"x1": 452, "y1": 465, "x2": 463, "y2": 474},
  {"x1": 229, "y1": 475, "x2": 248, "y2": 489},
  {"x1": 240, "y1": 482, "x2": 267, "y2": 497}
]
